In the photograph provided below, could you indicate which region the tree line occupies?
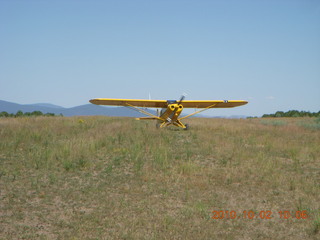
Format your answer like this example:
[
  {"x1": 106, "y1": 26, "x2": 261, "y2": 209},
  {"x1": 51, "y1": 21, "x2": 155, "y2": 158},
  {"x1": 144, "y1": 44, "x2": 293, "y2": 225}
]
[
  {"x1": 262, "y1": 110, "x2": 320, "y2": 118},
  {"x1": 0, "y1": 110, "x2": 63, "y2": 118}
]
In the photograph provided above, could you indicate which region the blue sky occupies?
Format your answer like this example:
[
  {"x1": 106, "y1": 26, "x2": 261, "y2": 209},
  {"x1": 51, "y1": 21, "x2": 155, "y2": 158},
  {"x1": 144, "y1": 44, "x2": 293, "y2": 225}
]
[{"x1": 1, "y1": 0, "x2": 319, "y2": 116}]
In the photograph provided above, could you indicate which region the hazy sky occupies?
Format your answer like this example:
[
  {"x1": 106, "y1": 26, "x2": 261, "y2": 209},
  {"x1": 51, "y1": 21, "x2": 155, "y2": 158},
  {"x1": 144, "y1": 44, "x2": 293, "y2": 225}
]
[{"x1": 1, "y1": 0, "x2": 319, "y2": 116}]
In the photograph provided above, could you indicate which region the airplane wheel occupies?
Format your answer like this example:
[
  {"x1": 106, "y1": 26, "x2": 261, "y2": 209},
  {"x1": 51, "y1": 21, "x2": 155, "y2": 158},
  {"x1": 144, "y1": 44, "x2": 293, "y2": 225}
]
[
  {"x1": 156, "y1": 123, "x2": 161, "y2": 129},
  {"x1": 184, "y1": 124, "x2": 190, "y2": 130}
]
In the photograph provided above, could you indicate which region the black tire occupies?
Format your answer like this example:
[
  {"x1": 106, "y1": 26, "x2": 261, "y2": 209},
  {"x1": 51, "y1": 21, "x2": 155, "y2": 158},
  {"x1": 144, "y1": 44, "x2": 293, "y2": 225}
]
[{"x1": 184, "y1": 124, "x2": 190, "y2": 130}]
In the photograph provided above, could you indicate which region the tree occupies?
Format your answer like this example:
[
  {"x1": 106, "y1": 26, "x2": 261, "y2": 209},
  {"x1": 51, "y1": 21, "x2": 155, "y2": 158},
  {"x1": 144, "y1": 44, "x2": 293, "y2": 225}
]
[
  {"x1": 15, "y1": 110, "x2": 23, "y2": 117},
  {"x1": 275, "y1": 111, "x2": 284, "y2": 117},
  {"x1": 0, "y1": 111, "x2": 9, "y2": 117},
  {"x1": 262, "y1": 110, "x2": 320, "y2": 118},
  {"x1": 31, "y1": 111, "x2": 43, "y2": 116}
]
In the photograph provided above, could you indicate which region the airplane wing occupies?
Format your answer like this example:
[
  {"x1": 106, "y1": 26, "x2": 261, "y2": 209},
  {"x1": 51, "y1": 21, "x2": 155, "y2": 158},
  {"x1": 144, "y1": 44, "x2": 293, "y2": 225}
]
[
  {"x1": 179, "y1": 100, "x2": 248, "y2": 108},
  {"x1": 89, "y1": 98, "x2": 247, "y2": 108},
  {"x1": 89, "y1": 98, "x2": 168, "y2": 108}
]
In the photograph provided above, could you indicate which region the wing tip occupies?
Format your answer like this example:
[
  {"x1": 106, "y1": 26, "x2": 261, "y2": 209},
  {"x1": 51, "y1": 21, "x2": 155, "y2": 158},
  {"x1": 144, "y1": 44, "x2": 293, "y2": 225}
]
[{"x1": 89, "y1": 99, "x2": 100, "y2": 104}]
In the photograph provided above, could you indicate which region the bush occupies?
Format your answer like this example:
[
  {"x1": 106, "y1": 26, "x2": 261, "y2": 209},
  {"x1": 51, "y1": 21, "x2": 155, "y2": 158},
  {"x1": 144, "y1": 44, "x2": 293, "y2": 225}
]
[{"x1": 0, "y1": 111, "x2": 59, "y2": 118}]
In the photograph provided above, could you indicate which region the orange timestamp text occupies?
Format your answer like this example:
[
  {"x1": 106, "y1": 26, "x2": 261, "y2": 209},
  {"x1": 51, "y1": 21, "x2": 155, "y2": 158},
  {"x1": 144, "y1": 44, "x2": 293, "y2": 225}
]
[{"x1": 211, "y1": 210, "x2": 309, "y2": 220}]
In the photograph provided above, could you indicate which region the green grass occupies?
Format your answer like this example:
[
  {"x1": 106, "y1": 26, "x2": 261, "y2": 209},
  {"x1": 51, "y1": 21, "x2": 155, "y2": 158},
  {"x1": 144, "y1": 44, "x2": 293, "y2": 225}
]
[
  {"x1": 0, "y1": 116, "x2": 319, "y2": 239},
  {"x1": 298, "y1": 117, "x2": 320, "y2": 130}
]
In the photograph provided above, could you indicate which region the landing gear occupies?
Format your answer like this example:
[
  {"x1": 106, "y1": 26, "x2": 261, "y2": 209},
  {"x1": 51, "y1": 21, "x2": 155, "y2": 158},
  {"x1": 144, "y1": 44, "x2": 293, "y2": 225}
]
[{"x1": 156, "y1": 121, "x2": 190, "y2": 130}]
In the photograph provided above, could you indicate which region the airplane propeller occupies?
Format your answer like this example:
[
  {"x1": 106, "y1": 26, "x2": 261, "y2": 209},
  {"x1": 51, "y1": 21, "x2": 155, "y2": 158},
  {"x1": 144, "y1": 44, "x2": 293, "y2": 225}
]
[
  {"x1": 177, "y1": 93, "x2": 186, "y2": 105},
  {"x1": 172, "y1": 93, "x2": 187, "y2": 116},
  {"x1": 178, "y1": 94, "x2": 186, "y2": 104}
]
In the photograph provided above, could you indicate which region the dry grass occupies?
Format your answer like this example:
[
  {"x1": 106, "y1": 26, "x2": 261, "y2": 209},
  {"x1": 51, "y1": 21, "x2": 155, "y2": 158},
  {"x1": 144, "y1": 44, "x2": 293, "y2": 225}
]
[{"x1": 0, "y1": 116, "x2": 319, "y2": 239}]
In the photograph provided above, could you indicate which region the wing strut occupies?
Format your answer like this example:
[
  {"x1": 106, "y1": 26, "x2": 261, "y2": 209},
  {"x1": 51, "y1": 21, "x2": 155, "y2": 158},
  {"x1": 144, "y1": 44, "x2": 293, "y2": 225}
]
[
  {"x1": 178, "y1": 103, "x2": 217, "y2": 120},
  {"x1": 125, "y1": 103, "x2": 160, "y2": 119}
]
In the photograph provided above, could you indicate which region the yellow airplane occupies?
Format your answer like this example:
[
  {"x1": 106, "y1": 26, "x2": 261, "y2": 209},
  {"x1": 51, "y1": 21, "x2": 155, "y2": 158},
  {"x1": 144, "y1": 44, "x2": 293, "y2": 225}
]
[{"x1": 89, "y1": 96, "x2": 248, "y2": 130}]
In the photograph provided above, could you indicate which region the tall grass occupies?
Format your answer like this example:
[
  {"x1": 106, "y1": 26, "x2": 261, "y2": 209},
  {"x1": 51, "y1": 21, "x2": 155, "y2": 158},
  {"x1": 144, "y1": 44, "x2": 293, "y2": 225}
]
[{"x1": 0, "y1": 116, "x2": 319, "y2": 239}]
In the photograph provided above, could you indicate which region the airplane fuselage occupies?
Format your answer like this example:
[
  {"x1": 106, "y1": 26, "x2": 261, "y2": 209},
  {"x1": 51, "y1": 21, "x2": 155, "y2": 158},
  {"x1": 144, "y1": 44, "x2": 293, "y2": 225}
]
[{"x1": 157, "y1": 103, "x2": 187, "y2": 129}]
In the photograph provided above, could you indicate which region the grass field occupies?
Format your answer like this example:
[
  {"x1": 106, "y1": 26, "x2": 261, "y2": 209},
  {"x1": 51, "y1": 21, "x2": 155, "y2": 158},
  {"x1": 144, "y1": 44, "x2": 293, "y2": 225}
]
[{"x1": 0, "y1": 116, "x2": 319, "y2": 239}]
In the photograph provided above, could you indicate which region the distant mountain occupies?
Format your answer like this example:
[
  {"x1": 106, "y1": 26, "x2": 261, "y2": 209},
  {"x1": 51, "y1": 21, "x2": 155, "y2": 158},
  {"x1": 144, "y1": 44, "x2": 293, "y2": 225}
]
[
  {"x1": 227, "y1": 115, "x2": 248, "y2": 119},
  {"x1": 0, "y1": 100, "x2": 153, "y2": 117},
  {"x1": 25, "y1": 103, "x2": 64, "y2": 109},
  {"x1": 58, "y1": 104, "x2": 157, "y2": 117}
]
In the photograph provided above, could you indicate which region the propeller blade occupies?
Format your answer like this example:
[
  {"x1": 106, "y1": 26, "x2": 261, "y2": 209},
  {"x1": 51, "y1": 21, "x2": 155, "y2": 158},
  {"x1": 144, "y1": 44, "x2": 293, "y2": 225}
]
[{"x1": 178, "y1": 94, "x2": 186, "y2": 105}]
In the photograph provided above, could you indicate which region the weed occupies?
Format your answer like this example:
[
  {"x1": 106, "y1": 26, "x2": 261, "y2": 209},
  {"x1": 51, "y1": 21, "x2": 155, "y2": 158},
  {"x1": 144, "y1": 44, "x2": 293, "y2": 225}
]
[
  {"x1": 63, "y1": 160, "x2": 74, "y2": 171},
  {"x1": 260, "y1": 119, "x2": 287, "y2": 126},
  {"x1": 311, "y1": 215, "x2": 320, "y2": 235}
]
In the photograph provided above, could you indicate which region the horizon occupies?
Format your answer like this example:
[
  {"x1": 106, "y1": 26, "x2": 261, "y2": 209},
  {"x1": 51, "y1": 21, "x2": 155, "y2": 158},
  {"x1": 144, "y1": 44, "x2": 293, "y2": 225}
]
[
  {"x1": 1, "y1": 98, "x2": 319, "y2": 118},
  {"x1": 1, "y1": 0, "x2": 319, "y2": 117}
]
